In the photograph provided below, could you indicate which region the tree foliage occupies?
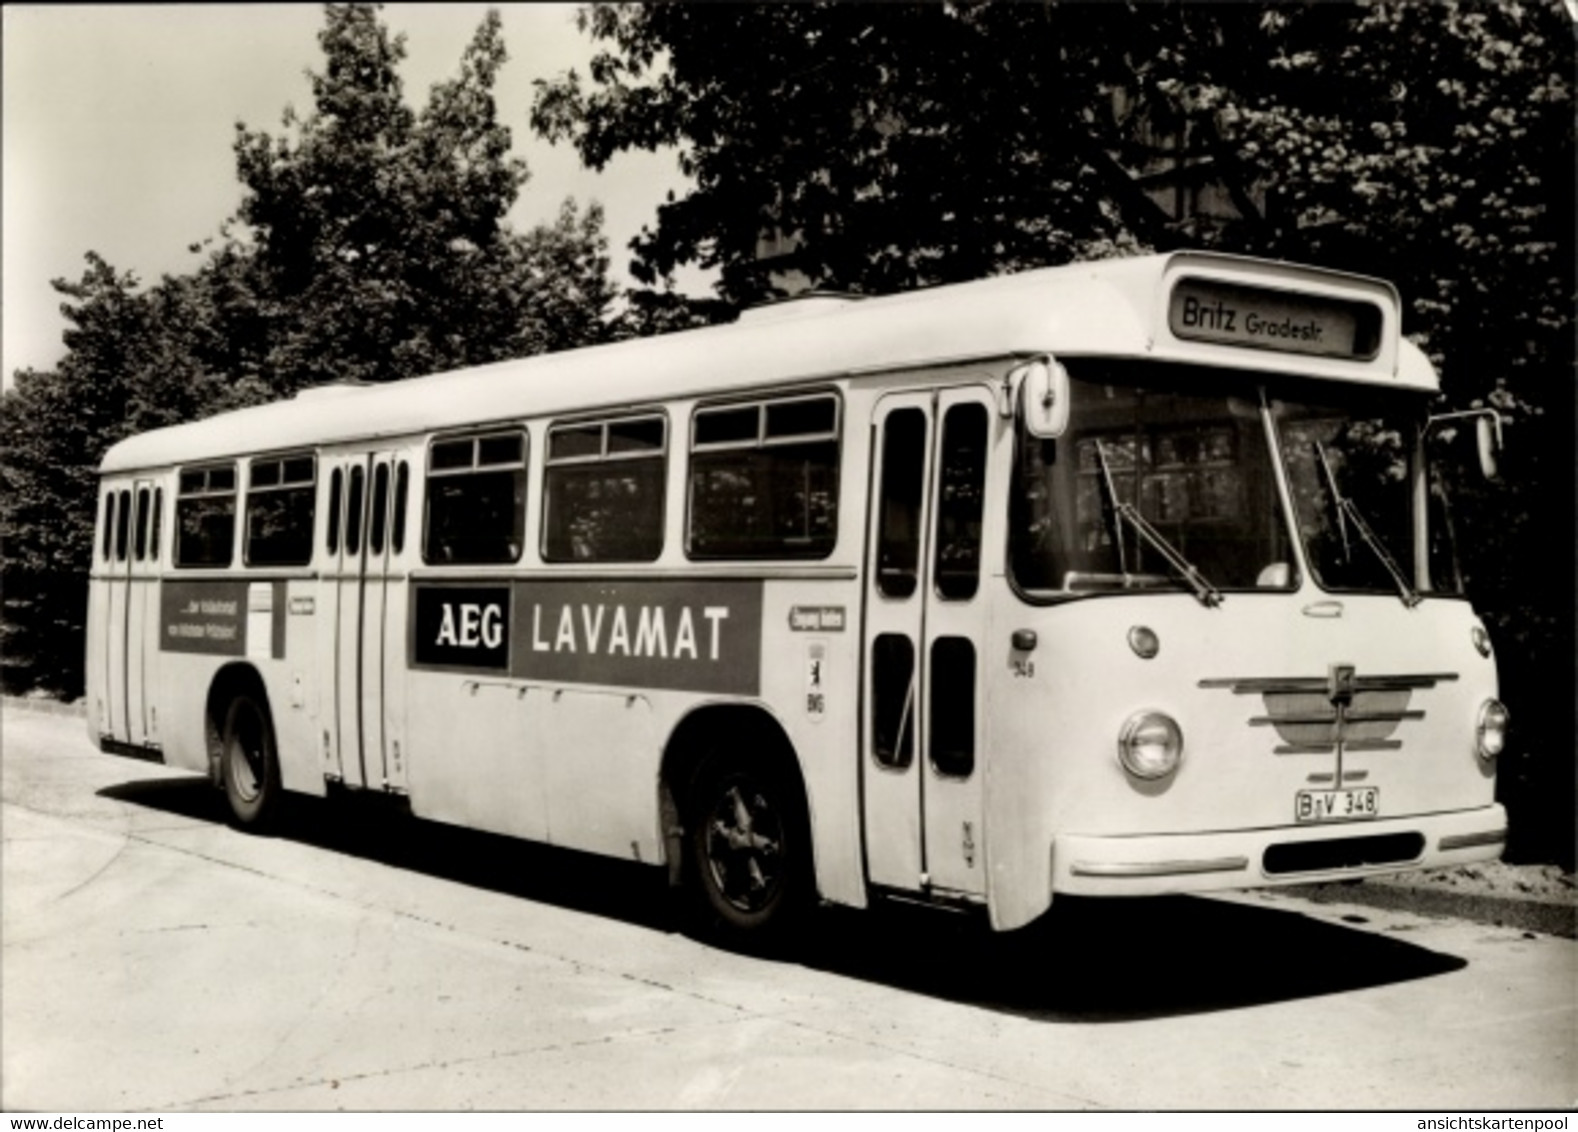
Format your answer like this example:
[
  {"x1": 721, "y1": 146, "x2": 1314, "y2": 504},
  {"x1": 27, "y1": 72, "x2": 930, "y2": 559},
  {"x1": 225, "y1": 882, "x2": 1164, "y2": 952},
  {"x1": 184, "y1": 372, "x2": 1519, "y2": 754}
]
[
  {"x1": 234, "y1": 4, "x2": 615, "y2": 389},
  {"x1": 1, "y1": 4, "x2": 617, "y2": 698}
]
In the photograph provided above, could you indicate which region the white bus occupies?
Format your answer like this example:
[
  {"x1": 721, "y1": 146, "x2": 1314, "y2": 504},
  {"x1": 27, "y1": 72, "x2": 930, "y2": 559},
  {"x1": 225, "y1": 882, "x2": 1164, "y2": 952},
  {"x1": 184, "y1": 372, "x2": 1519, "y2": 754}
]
[{"x1": 86, "y1": 251, "x2": 1509, "y2": 939}]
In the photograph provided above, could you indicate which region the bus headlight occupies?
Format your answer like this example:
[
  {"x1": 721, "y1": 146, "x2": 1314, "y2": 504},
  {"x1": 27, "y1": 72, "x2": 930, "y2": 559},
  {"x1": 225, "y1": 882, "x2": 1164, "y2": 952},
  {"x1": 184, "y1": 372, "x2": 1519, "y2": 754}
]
[
  {"x1": 1118, "y1": 711, "x2": 1183, "y2": 780},
  {"x1": 1476, "y1": 699, "x2": 1508, "y2": 760}
]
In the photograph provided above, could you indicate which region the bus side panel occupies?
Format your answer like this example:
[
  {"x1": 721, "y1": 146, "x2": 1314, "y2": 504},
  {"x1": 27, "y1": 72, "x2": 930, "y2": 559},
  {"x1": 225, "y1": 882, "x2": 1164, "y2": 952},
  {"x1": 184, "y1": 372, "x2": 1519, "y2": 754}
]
[
  {"x1": 156, "y1": 652, "x2": 217, "y2": 775},
  {"x1": 269, "y1": 578, "x2": 325, "y2": 797},
  {"x1": 404, "y1": 669, "x2": 550, "y2": 843},
  {"x1": 757, "y1": 578, "x2": 866, "y2": 912},
  {"x1": 84, "y1": 572, "x2": 108, "y2": 745},
  {"x1": 536, "y1": 687, "x2": 662, "y2": 861},
  {"x1": 981, "y1": 592, "x2": 1059, "y2": 932}
]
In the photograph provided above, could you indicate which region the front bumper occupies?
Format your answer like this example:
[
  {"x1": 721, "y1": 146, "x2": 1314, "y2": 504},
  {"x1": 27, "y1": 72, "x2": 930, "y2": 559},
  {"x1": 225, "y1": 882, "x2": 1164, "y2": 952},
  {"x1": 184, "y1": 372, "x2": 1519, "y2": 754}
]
[{"x1": 1052, "y1": 804, "x2": 1506, "y2": 897}]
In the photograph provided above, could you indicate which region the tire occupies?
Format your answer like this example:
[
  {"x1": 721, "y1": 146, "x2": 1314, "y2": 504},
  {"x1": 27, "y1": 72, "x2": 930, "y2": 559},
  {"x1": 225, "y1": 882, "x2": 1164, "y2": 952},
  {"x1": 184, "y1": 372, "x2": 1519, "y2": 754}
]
[
  {"x1": 685, "y1": 750, "x2": 811, "y2": 947},
  {"x1": 220, "y1": 692, "x2": 281, "y2": 830}
]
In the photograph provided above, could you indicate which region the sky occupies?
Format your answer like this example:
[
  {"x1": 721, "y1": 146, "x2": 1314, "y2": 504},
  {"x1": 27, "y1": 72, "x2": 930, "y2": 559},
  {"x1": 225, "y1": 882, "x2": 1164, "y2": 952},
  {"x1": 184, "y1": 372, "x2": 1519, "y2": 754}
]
[{"x1": 2, "y1": 4, "x2": 704, "y2": 386}]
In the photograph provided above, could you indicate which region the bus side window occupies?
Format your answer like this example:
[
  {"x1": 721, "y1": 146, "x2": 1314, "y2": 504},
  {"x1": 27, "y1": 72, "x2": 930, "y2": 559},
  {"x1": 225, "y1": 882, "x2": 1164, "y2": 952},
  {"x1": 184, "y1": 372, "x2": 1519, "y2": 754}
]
[
  {"x1": 245, "y1": 455, "x2": 316, "y2": 567},
  {"x1": 150, "y1": 488, "x2": 162, "y2": 564},
  {"x1": 687, "y1": 393, "x2": 840, "y2": 560},
  {"x1": 930, "y1": 636, "x2": 976, "y2": 777},
  {"x1": 115, "y1": 488, "x2": 131, "y2": 562},
  {"x1": 424, "y1": 431, "x2": 527, "y2": 565},
  {"x1": 346, "y1": 466, "x2": 365, "y2": 557},
  {"x1": 134, "y1": 487, "x2": 151, "y2": 561},
  {"x1": 102, "y1": 491, "x2": 116, "y2": 562},
  {"x1": 871, "y1": 633, "x2": 916, "y2": 768},
  {"x1": 327, "y1": 468, "x2": 343, "y2": 556},
  {"x1": 543, "y1": 415, "x2": 665, "y2": 562},
  {"x1": 392, "y1": 462, "x2": 409, "y2": 554},
  {"x1": 369, "y1": 463, "x2": 389, "y2": 556},
  {"x1": 175, "y1": 465, "x2": 237, "y2": 568},
  {"x1": 876, "y1": 408, "x2": 927, "y2": 598},
  {"x1": 935, "y1": 403, "x2": 988, "y2": 600}
]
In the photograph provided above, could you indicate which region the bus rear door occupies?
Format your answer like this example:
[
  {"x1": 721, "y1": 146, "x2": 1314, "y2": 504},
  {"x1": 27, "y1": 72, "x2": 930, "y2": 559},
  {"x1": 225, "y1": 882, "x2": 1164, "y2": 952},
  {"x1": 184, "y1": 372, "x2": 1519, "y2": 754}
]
[
  {"x1": 102, "y1": 479, "x2": 158, "y2": 746},
  {"x1": 863, "y1": 387, "x2": 993, "y2": 898},
  {"x1": 322, "y1": 452, "x2": 408, "y2": 792},
  {"x1": 124, "y1": 481, "x2": 161, "y2": 746}
]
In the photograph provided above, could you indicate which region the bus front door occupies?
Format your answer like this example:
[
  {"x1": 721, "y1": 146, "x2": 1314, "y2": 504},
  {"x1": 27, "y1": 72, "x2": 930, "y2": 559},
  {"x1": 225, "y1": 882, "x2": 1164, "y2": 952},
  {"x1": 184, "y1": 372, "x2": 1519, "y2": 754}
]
[{"x1": 863, "y1": 388, "x2": 993, "y2": 898}]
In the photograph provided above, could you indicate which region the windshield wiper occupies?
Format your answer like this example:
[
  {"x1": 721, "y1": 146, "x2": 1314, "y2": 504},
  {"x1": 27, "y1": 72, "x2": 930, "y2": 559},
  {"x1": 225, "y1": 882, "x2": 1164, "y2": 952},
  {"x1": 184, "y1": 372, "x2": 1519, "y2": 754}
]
[
  {"x1": 1314, "y1": 441, "x2": 1421, "y2": 608},
  {"x1": 1094, "y1": 440, "x2": 1223, "y2": 608}
]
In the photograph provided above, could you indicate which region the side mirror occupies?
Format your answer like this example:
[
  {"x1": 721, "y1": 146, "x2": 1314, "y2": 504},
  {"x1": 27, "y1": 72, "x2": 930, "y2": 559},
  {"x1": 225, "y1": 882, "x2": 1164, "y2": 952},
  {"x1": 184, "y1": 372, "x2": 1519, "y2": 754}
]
[
  {"x1": 1013, "y1": 358, "x2": 1070, "y2": 438},
  {"x1": 1475, "y1": 414, "x2": 1501, "y2": 481},
  {"x1": 1425, "y1": 408, "x2": 1504, "y2": 482}
]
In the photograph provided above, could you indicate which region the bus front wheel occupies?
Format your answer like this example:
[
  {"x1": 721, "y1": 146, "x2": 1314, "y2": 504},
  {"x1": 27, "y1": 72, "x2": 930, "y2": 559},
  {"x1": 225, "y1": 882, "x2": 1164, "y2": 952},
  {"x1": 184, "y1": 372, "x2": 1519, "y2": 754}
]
[
  {"x1": 685, "y1": 752, "x2": 810, "y2": 946},
  {"x1": 221, "y1": 693, "x2": 281, "y2": 830}
]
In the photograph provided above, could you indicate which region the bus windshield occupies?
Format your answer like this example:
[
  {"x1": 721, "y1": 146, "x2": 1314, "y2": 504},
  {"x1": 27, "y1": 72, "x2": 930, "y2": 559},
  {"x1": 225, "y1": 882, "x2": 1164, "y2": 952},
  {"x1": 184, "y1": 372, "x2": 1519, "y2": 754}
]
[
  {"x1": 1009, "y1": 363, "x2": 1463, "y2": 602},
  {"x1": 1010, "y1": 363, "x2": 1294, "y2": 599},
  {"x1": 1273, "y1": 388, "x2": 1464, "y2": 599}
]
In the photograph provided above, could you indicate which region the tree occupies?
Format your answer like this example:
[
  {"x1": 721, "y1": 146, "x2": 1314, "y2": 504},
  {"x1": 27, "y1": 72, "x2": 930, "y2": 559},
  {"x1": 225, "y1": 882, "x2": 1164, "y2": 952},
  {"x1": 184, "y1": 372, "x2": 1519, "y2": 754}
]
[
  {"x1": 234, "y1": 4, "x2": 616, "y2": 389},
  {"x1": 1, "y1": 4, "x2": 620, "y2": 696},
  {"x1": 0, "y1": 254, "x2": 259, "y2": 696}
]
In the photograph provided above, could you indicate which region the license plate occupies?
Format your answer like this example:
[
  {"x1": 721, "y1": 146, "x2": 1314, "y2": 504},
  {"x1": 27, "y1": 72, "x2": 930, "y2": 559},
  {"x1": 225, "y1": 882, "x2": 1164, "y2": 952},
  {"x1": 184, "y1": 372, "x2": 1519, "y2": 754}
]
[{"x1": 1295, "y1": 787, "x2": 1379, "y2": 823}]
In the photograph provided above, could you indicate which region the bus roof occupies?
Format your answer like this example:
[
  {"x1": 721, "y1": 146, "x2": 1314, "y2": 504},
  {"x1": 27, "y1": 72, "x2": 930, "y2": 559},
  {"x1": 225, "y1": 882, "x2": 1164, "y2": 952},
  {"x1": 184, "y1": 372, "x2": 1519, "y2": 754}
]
[{"x1": 100, "y1": 251, "x2": 1438, "y2": 474}]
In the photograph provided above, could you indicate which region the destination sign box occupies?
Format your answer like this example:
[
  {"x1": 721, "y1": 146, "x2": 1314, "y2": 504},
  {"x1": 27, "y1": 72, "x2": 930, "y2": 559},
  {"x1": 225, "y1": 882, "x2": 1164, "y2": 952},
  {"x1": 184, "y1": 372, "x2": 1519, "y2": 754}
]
[{"x1": 1168, "y1": 278, "x2": 1383, "y2": 361}]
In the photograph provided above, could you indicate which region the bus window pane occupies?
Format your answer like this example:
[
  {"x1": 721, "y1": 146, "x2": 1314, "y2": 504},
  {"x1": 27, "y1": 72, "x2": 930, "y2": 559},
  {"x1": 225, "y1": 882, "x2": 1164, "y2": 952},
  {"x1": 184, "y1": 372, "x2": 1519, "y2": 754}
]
[
  {"x1": 606, "y1": 417, "x2": 664, "y2": 454},
  {"x1": 935, "y1": 403, "x2": 987, "y2": 600},
  {"x1": 687, "y1": 440, "x2": 839, "y2": 559},
  {"x1": 246, "y1": 485, "x2": 316, "y2": 567},
  {"x1": 871, "y1": 633, "x2": 915, "y2": 768},
  {"x1": 115, "y1": 489, "x2": 131, "y2": 561},
  {"x1": 134, "y1": 487, "x2": 150, "y2": 561},
  {"x1": 766, "y1": 396, "x2": 837, "y2": 440},
  {"x1": 424, "y1": 468, "x2": 525, "y2": 564},
  {"x1": 250, "y1": 460, "x2": 281, "y2": 488},
  {"x1": 102, "y1": 492, "x2": 116, "y2": 561},
  {"x1": 178, "y1": 470, "x2": 205, "y2": 495},
  {"x1": 549, "y1": 424, "x2": 603, "y2": 461},
  {"x1": 347, "y1": 466, "x2": 365, "y2": 556},
  {"x1": 209, "y1": 467, "x2": 236, "y2": 492},
  {"x1": 327, "y1": 468, "x2": 343, "y2": 555},
  {"x1": 929, "y1": 636, "x2": 976, "y2": 777},
  {"x1": 431, "y1": 439, "x2": 473, "y2": 472},
  {"x1": 543, "y1": 458, "x2": 664, "y2": 562},
  {"x1": 477, "y1": 433, "x2": 524, "y2": 467},
  {"x1": 175, "y1": 497, "x2": 235, "y2": 566},
  {"x1": 151, "y1": 488, "x2": 162, "y2": 563},
  {"x1": 392, "y1": 462, "x2": 409, "y2": 554},
  {"x1": 694, "y1": 405, "x2": 758, "y2": 447},
  {"x1": 876, "y1": 409, "x2": 926, "y2": 598},
  {"x1": 369, "y1": 463, "x2": 389, "y2": 555}
]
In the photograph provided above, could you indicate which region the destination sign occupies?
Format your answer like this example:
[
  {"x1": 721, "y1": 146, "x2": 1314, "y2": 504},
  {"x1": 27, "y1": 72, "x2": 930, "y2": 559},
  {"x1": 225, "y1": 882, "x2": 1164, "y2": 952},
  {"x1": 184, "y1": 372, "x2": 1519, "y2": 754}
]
[
  {"x1": 411, "y1": 579, "x2": 763, "y2": 696},
  {"x1": 1168, "y1": 278, "x2": 1383, "y2": 360}
]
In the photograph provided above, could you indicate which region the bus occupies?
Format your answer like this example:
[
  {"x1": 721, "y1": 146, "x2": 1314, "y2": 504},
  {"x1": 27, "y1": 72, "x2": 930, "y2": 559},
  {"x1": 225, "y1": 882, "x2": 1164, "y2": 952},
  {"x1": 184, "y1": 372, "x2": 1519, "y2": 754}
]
[{"x1": 86, "y1": 251, "x2": 1509, "y2": 939}]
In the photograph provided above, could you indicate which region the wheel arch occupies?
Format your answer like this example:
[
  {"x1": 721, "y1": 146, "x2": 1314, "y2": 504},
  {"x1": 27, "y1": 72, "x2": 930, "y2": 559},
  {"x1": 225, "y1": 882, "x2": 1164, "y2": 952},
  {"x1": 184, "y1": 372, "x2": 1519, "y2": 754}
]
[
  {"x1": 204, "y1": 662, "x2": 270, "y2": 786},
  {"x1": 658, "y1": 702, "x2": 814, "y2": 891}
]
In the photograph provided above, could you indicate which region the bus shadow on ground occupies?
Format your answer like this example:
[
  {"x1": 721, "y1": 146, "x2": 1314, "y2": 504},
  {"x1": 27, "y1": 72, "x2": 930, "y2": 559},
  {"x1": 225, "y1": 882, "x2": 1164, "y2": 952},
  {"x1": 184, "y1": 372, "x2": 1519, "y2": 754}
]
[{"x1": 100, "y1": 776, "x2": 1465, "y2": 1023}]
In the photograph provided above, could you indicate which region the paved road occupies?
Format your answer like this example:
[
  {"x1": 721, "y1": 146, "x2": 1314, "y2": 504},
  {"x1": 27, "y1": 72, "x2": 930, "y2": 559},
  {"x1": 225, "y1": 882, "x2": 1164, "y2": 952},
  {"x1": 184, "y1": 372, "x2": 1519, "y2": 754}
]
[{"x1": 3, "y1": 706, "x2": 1574, "y2": 1111}]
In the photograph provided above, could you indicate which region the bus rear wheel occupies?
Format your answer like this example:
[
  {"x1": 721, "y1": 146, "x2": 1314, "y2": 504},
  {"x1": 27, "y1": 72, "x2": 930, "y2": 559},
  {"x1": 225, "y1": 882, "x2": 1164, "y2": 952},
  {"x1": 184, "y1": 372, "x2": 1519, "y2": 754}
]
[
  {"x1": 221, "y1": 693, "x2": 281, "y2": 830},
  {"x1": 685, "y1": 752, "x2": 810, "y2": 947}
]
